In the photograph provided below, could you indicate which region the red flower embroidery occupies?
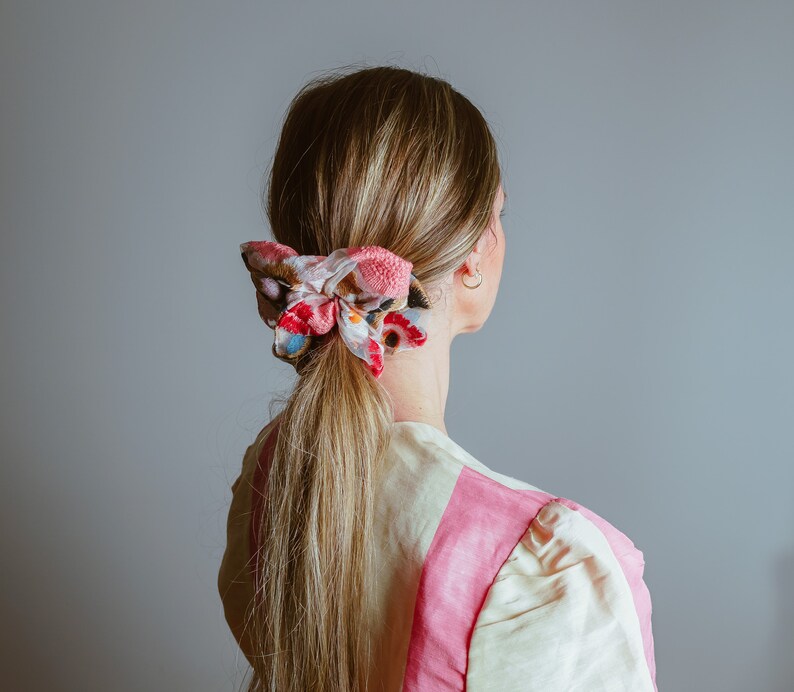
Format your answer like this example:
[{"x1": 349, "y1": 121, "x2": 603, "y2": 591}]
[
  {"x1": 381, "y1": 312, "x2": 427, "y2": 350},
  {"x1": 367, "y1": 338, "x2": 384, "y2": 378}
]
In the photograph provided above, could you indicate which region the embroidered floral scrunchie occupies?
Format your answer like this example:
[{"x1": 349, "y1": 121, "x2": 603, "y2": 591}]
[{"x1": 240, "y1": 240, "x2": 432, "y2": 378}]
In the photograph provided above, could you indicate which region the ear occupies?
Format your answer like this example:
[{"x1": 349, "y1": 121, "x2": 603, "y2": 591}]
[{"x1": 461, "y1": 231, "x2": 489, "y2": 275}]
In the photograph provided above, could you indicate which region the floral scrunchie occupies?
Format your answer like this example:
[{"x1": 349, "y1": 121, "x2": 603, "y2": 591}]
[{"x1": 240, "y1": 240, "x2": 432, "y2": 378}]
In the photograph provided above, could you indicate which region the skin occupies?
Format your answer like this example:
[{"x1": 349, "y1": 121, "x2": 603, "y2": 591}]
[{"x1": 378, "y1": 183, "x2": 507, "y2": 436}]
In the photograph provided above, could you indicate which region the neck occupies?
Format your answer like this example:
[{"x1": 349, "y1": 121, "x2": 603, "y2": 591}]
[{"x1": 378, "y1": 323, "x2": 452, "y2": 437}]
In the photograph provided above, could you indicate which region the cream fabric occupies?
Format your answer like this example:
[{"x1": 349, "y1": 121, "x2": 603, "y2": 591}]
[
  {"x1": 467, "y1": 499, "x2": 655, "y2": 691},
  {"x1": 218, "y1": 420, "x2": 655, "y2": 691}
]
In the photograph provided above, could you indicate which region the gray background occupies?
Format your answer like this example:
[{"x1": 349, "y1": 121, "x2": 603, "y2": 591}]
[{"x1": 2, "y1": 1, "x2": 792, "y2": 690}]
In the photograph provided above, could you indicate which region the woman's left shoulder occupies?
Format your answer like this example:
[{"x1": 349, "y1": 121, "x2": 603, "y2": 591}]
[
  {"x1": 543, "y1": 496, "x2": 648, "y2": 567},
  {"x1": 464, "y1": 494, "x2": 658, "y2": 691}
]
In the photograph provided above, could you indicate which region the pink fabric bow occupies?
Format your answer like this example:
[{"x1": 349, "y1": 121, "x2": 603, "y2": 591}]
[{"x1": 240, "y1": 240, "x2": 432, "y2": 378}]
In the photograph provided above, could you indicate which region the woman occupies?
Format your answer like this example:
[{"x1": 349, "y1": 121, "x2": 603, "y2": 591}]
[{"x1": 218, "y1": 65, "x2": 657, "y2": 692}]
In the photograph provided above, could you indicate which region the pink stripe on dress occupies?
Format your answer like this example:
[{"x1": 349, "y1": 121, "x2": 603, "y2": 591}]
[{"x1": 402, "y1": 465, "x2": 554, "y2": 691}]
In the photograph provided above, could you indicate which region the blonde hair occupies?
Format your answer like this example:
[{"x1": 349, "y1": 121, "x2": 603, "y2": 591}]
[{"x1": 246, "y1": 64, "x2": 501, "y2": 691}]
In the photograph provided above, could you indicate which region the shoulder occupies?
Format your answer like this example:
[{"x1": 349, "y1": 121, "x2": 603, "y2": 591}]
[
  {"x1": 465, "y1": 496, "x2": 657, "y2": 691},
  {"x1": 530, "y1": 497, "x2": 648, "y2": 576},
  {"x1": 217, "y1": 417, "x2": 281, "y2": 668},
  {"x1": 389, "y1": 420, "x2": 550, "y2": 494}
]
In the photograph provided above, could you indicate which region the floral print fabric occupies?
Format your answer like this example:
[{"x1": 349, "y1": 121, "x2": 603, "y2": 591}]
[{"x1": 240, "y1": 240, "x2": 432, "y2": 377}]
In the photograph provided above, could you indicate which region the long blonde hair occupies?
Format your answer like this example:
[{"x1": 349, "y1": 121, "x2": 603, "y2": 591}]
[{"x1": 247, "y1": 64, "x2": 501, "y2": 691}]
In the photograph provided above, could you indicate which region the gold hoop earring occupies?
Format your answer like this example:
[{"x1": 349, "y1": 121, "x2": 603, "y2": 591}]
[{"x1": 461, "y1": 266, "x2": 483, "y2": 289}]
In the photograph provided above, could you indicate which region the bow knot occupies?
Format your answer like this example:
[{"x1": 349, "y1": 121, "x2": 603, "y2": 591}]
[{"x1": 240, "y1": 240, "x2": 432, "y2": 378}]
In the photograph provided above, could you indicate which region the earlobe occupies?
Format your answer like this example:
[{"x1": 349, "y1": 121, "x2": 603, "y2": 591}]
[{"x1": 461, "y1": 259, "x2": 483, "y2": 289}]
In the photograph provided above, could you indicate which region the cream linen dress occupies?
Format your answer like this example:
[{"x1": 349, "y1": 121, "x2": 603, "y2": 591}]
[{"x1": 218, "y1": 418, "x2": 658, "y2": 691}]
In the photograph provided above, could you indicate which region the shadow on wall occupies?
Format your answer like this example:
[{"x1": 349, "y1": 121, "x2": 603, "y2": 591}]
[{"x1": 766, "y1": 547, "x2": 794, "y2": 691}]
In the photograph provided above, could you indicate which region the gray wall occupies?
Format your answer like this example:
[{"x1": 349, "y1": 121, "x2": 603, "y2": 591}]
[{"x1": 2, "y1": 1, "x2": 792, "y2": 690}]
